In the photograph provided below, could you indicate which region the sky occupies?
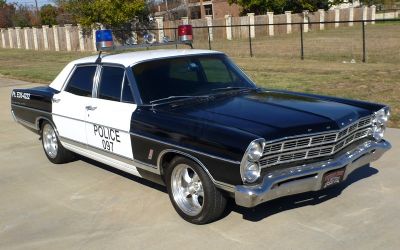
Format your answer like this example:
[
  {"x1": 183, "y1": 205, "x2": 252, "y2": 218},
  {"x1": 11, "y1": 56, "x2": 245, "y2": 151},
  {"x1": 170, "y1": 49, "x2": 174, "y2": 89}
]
[{"x1": 11, "y1": 0, "x2": 54, "y2": 7}]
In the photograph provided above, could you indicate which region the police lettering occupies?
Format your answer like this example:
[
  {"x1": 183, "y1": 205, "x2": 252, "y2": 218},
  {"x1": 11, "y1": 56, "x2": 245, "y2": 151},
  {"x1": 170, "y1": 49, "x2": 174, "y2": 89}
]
[
  {"x1": 93, "y1": 125, "x2": 121, "y2": 142},
  {"x1": 93, "y1": 125, "x2": 121, "y2": 152}
]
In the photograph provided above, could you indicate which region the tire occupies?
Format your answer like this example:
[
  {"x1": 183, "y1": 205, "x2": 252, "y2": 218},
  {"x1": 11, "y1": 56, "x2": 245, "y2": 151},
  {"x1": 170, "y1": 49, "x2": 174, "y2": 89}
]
[
  {"x1": 41, "y1": 121, "x2": 75, "y2": 164},
  {"x1": 165, "y1": 157, "x2": 227, "y2": 224}
]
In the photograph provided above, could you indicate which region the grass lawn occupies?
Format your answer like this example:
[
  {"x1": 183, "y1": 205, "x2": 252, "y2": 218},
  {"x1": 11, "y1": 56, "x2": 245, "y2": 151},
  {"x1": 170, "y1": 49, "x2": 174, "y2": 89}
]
[
  {"x1": 235, "y1": 57, "x2": 400, "y2": 128},
  {"x1": 0, "y1": 50, "x2": 93, "y2": 83},
  {"x1": 0, "y1": 22, "x2": 399, "y2": 127}
]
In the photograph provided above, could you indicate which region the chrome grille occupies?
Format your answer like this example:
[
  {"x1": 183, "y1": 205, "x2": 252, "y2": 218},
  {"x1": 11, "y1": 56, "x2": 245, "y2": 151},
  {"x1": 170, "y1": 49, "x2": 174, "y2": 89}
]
[{"x1": 259, "y1": 116, "x2": 372, "y2": 168}]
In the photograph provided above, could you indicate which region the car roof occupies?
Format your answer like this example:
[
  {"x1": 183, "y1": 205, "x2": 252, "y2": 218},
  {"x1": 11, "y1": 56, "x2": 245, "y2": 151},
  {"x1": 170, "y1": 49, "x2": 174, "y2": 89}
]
[
  {"x1": 72, "y1": 49, "x2": 224, "y2": 67},
  {"x1": 49, "y1": 49, "x2": 225, "y2": 91}
]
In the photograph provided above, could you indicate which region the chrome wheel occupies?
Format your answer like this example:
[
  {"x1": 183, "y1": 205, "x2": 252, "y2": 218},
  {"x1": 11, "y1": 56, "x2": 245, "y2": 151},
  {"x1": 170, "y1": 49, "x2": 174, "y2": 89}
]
[
  {"x1": 171, "y1": 164, "x2": 204, "y2": 216},
  {"x1": 42, "y1": 123, "x2": 58, "y2": 159}
]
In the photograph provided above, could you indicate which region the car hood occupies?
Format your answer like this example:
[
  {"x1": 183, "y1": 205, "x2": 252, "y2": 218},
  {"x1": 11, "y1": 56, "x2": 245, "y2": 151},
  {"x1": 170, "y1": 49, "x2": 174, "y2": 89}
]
[{"x1": 172, "y1": 90, "x2": 372, "y2": 140}]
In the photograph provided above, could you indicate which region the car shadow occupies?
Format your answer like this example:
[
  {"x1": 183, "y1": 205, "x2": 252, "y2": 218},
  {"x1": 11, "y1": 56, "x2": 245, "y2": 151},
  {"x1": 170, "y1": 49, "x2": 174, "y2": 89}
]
[
  {"x1": 76, "y1": 156, "x2": 378, "y2": 223},
  {"x1": 225, "y1": 164, "x2": 379, "y2": 222}
]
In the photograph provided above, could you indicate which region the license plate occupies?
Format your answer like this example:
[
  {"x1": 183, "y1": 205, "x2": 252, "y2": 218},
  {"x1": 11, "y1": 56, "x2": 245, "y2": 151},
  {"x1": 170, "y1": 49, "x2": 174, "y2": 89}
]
[{"x1": 322, "y1": 168, "x2": 346, "y2": 189}]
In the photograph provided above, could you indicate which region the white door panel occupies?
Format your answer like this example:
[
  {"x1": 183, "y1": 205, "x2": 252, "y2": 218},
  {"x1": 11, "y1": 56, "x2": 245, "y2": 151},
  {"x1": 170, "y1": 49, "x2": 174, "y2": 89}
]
[
  {"x1": 85, "y1": 98, "x2": 137, "y2": 159},
  {"x1": 52, "y1": 91, "x2": 89, "y2": 144}
]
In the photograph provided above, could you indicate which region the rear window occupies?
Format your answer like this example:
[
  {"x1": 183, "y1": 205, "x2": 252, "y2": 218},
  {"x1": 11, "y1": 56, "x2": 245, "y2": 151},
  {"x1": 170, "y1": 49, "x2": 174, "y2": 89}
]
[{"x1": 65, "y1": 66, "x2": 97, "y2": 97}]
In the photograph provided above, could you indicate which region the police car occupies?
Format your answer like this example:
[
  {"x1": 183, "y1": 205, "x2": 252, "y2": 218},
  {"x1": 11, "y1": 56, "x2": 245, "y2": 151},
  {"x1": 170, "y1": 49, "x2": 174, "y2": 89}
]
[{"x1": 11, "y1": 25, "x2": 391, "y2": 224}]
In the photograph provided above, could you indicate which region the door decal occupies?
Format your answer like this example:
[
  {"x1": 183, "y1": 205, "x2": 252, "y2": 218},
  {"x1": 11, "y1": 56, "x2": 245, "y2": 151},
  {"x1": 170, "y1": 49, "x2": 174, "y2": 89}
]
[{"x1": 93, "y1": 124, "x2": 121, "y2": 153}]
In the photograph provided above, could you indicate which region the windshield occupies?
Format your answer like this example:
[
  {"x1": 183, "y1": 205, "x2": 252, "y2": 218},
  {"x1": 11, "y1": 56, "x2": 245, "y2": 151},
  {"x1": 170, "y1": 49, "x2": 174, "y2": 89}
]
[{"x1": 132, "y1": 54, "x2": 255, "y2": 104}]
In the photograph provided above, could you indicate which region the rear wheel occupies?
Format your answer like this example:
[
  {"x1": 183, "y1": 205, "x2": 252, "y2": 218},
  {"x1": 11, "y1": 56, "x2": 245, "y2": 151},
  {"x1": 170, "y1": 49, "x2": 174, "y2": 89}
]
[
  {"x1": 166, "y1": 157, "x2": 227, "y2": 224},
  {"x1": 41, "y1": 122, "x2": 75, "y2": 164}
]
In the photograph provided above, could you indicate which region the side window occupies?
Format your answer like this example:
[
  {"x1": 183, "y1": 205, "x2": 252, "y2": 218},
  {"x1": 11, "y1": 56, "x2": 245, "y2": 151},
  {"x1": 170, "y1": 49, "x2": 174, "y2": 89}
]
[
  {"x1": 98, "y1": 66, "x2": 125, "y2": 102},
  {"x1": 200, "y1": 58, "x2": 233, "y2": 83},
  {"x1": 65, "y1": 66, "x2": 97, "y2": 97},
  {"x1": 121, "y1": 75, "x2": 135, "y2": 103}
]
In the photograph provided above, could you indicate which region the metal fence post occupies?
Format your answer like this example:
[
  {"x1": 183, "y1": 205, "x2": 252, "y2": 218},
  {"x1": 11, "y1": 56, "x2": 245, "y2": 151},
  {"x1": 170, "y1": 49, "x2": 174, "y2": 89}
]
[
  {"x1": 362, "y1": 21, "x2": 366, "y2": 63},
  {"x1": 300, "y1": 23, "x2": 304, "y2": 60},
  {"x1": 248, "y1": 25, "x2": 253, "y2": 57},
  {"x1": 174, "y1": 28, "x2": 177, "y2": 49},
  {"x1": 207, "y1": 26, "x2": 212, "y2": 50}
]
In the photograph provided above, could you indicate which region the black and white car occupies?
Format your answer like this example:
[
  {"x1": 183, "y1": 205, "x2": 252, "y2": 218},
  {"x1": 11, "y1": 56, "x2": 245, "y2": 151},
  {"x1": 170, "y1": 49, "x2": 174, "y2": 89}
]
[{"x1": 10, "y1": 27, "x2": 391, "y2": 224}]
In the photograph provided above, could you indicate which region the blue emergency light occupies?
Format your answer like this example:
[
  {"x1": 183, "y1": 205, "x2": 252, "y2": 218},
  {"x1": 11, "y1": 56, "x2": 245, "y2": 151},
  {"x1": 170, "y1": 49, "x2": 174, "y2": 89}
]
[{"x1": 96, "y1": 29, "x2": 114, "y2": 51}]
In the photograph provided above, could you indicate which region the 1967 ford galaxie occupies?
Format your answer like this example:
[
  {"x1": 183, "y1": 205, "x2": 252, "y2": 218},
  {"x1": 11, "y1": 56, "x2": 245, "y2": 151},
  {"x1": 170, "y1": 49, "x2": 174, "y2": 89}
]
[{"x1": 10, "y1": 46, "x2": 391, "y2": 224}]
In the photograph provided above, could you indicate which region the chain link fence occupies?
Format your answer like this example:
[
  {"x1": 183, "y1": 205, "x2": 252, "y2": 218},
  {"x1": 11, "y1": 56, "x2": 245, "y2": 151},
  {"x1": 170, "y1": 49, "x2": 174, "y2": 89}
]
[{"x1": 140, "y1": 18, "x2": 400, "y2": 64}]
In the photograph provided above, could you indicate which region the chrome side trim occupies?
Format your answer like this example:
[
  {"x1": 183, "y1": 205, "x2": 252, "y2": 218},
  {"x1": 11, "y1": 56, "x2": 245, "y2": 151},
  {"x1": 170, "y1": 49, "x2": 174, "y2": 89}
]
[
  {"x1": 12, "y1": 105, "x2": 54, "y2": 134},
  {"x1": 157, "y1": 149, "x2": 235, "y2": 193},
  {"x1": 52, "y1": 112, "x2": 131, "y2": 134},
  {"x1": 12, "y1": 104, "x2": 62, "y2": 137},
  {"x1": 10, "y1": 109, "x2": 18, "y2": 122},
  {"x1": 215, "y1": 181, "x2": 235, "y2": 193},
  {"x1": 11, "y1": 104, "x2": 51, "y2": 117},
  {"x1": 131, "y1": 132, "x2": 241, "y2": 165},
  {"x1": 59, "y1": 136, "x2": 160, "y2": 175},
  {"x1": 134, "y1": 159, "x2": 160, "y2": 173},
  {"x1": 62, "y1": 139, "x2": 143, "y2": 178},
  {"x1": 14, "y1": 115, "x2": 38, "y2": 130},
  {"x1": 235, "y1": 139, "x2": 391, "y2": 207},
  {"x1": 11, "y1": 105, "x2": 41, "y2": 131}
]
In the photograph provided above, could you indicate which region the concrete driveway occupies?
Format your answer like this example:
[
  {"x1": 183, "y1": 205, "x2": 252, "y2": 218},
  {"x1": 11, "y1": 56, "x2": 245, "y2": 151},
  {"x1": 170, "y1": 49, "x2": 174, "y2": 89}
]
[{"x1": 1, "y1": 78, "x2": 399, "y2": 250}]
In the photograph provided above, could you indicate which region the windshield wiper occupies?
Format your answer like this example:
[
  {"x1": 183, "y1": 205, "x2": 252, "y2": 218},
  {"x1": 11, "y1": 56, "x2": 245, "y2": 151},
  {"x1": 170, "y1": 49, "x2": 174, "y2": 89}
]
[
  {"x1": 211, "y1": 86, "x2": 257, "y2": 92},
  {"x1": 149, "y1": 95, "x2": 210, "y2": 105}
]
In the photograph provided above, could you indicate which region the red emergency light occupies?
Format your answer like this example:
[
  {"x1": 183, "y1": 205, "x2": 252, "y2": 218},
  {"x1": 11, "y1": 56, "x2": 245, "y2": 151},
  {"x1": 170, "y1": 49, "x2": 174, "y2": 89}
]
[{"x1": 178, "y1": 25, "x2": 193, "y2": 43}]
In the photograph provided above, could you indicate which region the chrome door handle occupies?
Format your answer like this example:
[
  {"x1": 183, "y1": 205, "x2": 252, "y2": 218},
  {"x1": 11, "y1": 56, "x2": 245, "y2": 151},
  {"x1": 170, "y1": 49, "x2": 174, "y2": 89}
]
[
  {"x1": 85, "y1": 106, "x2": 97, "y2": 111},
  {"x1": 52, "y1": 98, "x2": 61, "y2": 103}
]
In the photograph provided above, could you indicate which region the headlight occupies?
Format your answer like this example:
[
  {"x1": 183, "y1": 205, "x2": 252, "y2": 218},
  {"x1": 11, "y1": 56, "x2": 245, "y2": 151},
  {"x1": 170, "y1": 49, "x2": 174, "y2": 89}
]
[
  {"x1": 243, "y1": 162, "x2": 261, "y2": 183},
  {"x1": 372, "y1": 107, "x2": 390, "y2": 141},
  {"x1": 247, "y1": 141, "x2": 263, "y2": 161},
  {"x1": 240, "y1": 139, "x2": 265, "y2": 183},
  {"x1": 373, "y1": 108, "x2": 390, "y2": 125},
  {"x1": 372, "y1": 124, "x2": 385, "y2": 141}
]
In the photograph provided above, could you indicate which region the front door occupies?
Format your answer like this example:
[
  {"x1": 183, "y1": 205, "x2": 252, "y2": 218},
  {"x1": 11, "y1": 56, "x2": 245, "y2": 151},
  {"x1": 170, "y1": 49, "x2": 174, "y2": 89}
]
[{"x1": 85, "y1": 65, "x2": 137, "y2": 160}]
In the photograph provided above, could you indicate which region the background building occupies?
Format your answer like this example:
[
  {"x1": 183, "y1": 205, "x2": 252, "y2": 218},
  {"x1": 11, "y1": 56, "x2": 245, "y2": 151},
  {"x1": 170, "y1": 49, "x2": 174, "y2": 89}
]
[{"x1": 153, "y1": 0, "x2": 241, "y2": 20}]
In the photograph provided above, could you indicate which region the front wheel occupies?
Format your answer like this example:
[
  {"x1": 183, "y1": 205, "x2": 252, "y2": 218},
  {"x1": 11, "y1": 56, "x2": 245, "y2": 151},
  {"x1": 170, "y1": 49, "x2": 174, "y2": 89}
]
[
  {"x1": 41, "y1": 122, "x2": 75, "y2": 164},
  {"x1": 166, "y1": 157, "x2": 227, "y2": 224}
]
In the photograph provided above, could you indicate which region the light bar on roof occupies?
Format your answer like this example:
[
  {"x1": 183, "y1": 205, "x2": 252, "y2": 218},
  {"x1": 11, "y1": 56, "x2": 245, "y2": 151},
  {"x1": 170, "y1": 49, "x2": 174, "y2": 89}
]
[{"x1": 94, "y1": 27, "x2": 193, "y2": 53}]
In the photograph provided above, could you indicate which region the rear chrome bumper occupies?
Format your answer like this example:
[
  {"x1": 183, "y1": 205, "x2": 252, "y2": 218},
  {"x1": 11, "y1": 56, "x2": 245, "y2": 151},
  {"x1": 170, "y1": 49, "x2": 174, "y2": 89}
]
[{"x1": 235, "y1": 139, "x2": 391, "y2": 208}]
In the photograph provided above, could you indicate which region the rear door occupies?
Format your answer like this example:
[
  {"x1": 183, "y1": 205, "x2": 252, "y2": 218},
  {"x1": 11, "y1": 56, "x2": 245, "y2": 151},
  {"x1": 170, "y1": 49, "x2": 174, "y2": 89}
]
[
  {"x1": 85, "y1": 65, "x2": 137, "y2": 159},
  {"x1": 52, "y1": 65, "x2": 97, "y2": 144}
]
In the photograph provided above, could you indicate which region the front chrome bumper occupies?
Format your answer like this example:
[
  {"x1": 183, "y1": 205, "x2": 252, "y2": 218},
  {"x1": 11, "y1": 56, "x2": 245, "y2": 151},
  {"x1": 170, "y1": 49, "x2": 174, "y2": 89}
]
[{"x1": 235, "y1": 139, "x2": 391, "y2": 208}]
